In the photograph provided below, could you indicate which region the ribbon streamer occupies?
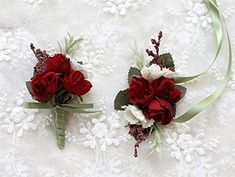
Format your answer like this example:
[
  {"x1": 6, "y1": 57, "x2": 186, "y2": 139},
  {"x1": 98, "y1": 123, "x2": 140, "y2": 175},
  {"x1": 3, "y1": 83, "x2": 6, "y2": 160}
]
[
  {"x1": 173, "y1": 0, "x2": 223, "y2": 84},
  {"x1": 174, "y1": 0, "x2": 232, "y2": 123},
  {"x1": 24, "y1": 102, "x2": 99, "y2": 113}
]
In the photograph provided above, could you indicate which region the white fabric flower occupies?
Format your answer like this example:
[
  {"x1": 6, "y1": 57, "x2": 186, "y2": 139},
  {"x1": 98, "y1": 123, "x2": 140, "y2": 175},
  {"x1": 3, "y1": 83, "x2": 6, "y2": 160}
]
[
  {"x1": 123, "y1": 105, "x2": 154, "y2": 128},
  {"x1": 141, "y1": 64, "x2": 173, "y2": 80}
]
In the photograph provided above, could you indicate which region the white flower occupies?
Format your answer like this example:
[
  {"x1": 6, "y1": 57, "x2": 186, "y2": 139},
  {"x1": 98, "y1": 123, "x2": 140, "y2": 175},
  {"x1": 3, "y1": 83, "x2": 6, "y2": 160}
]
[
  {"x1": 141, "y1": 64, "x2": 173, "y2": 80},
  {"x1": 123, "y1": 105, "x2": 154, "y2": 128},
  {"x1": 91, "y1": 122, "x2": 108, "y2": 139},
  {"x1": 192, "y1": 2, "x2": 208, "y2": 17},
  {"x1": 10, "y1": 107, "x2": 25, "y2": 123}
]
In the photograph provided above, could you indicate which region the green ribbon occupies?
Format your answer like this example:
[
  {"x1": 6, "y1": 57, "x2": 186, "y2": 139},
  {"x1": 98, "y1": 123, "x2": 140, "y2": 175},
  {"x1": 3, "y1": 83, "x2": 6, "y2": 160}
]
[
  {"x1": 24, "y1": 102, "x2": 99, "y2": 113},
  {"x1": 173, "y1": 0, "x2": 223, "y2": 83},
  {"x1": 174, "y1": 0, "x2": 232, "y2": 123}
]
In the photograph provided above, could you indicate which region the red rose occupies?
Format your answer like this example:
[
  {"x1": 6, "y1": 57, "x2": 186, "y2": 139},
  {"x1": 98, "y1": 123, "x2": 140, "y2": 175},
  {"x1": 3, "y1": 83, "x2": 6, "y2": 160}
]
[
  {"x1": 63, "y1": 70, "x2": 92, "y2": 95},
  {"x1": 45, "y1": 54, "x2": 71, "y2": 75},
  {"x1": 152, "y1": 76, "x2": 181, "y2": 103},
  {"x1": 31, "y1": 72, "x2": 59, "y2": 102},
  {"x1": 142, "y1": 98, "x2": 174, "y2": 125},
  {"x1": 128, "y1": 76, "x2": 154, "y2": 105}
]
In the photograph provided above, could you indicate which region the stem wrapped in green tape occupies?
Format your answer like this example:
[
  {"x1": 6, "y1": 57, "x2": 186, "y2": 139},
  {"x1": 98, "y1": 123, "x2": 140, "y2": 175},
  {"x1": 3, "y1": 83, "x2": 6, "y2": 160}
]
[
  {"x1": 24, "y1": 102, "x2": 100, "y2": 149},
  {"x1": 55, "y1": 107, "x2": 66, "y2": 149}
]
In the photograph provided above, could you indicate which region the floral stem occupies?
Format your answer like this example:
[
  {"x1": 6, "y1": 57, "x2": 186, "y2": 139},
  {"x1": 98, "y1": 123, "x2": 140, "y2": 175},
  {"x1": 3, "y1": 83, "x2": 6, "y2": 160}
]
[{"x1": 55, "y1": 107, "x2": 66, "y2": 149}]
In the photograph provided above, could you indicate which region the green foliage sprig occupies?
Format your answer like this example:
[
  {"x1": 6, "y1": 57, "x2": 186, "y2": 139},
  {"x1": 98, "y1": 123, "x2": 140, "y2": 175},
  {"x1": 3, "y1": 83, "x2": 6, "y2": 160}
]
[{"x1": 58, "y1": 33, "x2": 83, "y2": 56}]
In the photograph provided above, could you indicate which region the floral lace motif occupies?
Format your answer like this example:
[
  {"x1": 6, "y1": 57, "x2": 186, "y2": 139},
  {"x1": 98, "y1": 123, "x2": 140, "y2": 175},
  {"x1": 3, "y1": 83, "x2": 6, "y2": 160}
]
[{"x1": 83, "y1": 0, "x2": 151, "y2": 16}]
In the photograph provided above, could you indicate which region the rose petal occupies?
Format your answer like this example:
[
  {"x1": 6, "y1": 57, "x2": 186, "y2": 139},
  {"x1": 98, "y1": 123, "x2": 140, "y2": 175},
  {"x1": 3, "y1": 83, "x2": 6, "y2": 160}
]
[
  {"x1": 75, "y1": 80, "x2": 92, "y2": 95},
  {"x1": 148, "y1": 99, "x2": 162, "y2": 111},
  {"x1": 45, "y1": 54, "x2": 71, "y2": 75}
]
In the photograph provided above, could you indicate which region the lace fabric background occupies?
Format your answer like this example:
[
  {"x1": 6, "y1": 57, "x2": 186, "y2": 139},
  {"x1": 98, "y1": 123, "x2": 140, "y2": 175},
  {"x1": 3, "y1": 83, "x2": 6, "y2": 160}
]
[{"x1": 0, "y1": 0, "x2": 235, "y2": 176}]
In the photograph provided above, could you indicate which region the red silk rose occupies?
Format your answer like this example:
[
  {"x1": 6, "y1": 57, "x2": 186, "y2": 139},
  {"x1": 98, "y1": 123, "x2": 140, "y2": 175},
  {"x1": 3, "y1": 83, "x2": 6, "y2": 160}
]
[
  {"x1": 128, "y1": 76, "x2": 154, "y2": 105},
  {"x1": 63, "y1": 70, "x2": 92, "y2": 96},
  {"x1": 31, "y1": 72, "x2": 59, "y2": 102},
  {"x1": 128, "y1": 76, "x2": 182, "y2": 125},
  {"x1": 142, "y1": 98, "x2": 174, "y2": 125},
  {"x1": 152, "y1": 77, "x2": 182, "y2": 103},
  {"x1": 45, "y1": 54, "x2": 71, "y2": 75}
]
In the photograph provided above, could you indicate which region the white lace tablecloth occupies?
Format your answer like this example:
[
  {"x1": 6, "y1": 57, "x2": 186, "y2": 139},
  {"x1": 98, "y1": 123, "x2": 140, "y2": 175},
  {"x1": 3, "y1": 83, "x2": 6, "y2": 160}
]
[{"x1": 0, "y1": 0, "x2": 235, "y2": 176}]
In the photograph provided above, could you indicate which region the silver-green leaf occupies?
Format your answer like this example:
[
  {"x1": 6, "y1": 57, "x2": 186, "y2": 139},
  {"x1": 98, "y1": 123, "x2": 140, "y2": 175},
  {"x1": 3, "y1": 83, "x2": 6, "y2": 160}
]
[
  {"x1": 114, "y1": 89, "x2": 130, "y2": 111},
  {"x1": 128, "y1": 67, "x2": 141, "y2": 84},
  {"x1": 160, "y1": 53, "x2": 175, "y2": 71}
]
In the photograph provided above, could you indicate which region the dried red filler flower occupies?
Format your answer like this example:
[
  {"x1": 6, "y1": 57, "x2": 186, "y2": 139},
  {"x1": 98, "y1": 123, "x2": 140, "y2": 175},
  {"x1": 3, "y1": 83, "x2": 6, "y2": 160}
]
[
  {"x1": 30, "y1": 43, "x2": 49, "y2": 74},
  {"x1": 146, "y1": 32, "x2": 175, "y2": 72},
  {"x1": 146, "y1": 31, "x2": 164, "y2": 69},
  {"x1": 129, "y1": 125, "x2": 151, "y2": 157}
]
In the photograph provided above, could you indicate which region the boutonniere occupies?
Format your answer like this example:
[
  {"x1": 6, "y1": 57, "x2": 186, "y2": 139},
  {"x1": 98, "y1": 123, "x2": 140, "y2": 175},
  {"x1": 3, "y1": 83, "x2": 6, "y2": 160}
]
[
  {"x1": 24, "y1": 34, "x2": 98, "y2": 149},
  {"x1": 114, "y1": 32, "x2": 186, "y2": 157}
]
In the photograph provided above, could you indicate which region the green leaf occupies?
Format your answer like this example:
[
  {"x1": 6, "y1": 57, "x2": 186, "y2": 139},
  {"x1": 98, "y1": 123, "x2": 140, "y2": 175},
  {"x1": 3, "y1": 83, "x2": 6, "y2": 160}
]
[
  {"x1": 175, "y1": 85, "x2": 187, "y2": 99},
  {"x1": 24, "y1": 102, "x2": 54, "y2": 109},
  {"x1": 26, "y1": 81, "x2": 33, "y2": 97},
  {"x1": 171, "y1": 103, "x2": 176, "y2": 117},
  {"x1": 160, "y1": 53, "x2": 175, "y2": 71},
  {"x1": 170, "y1": 85, "x2": 186, "y2": 117},
  {"x1": 60, "y1": 103, "x2": 93, "y2": 109},
  {"x1": 136, "y1": 53, "x2": 145, "y2": 70},
  {"x1": 128, "y1": 67, "x2": 141, "y2": 84},
  {"x1": 148, "y1": 123, "x2": 163, "y2": 155},
  {"x1": 64, "y1": 37, "x2": 83, "y2": 55},
  {"x1": 57, "y1": 41, "x2": 63, "y2": 53},
  {"x1": 129, "y1": 41, "x2": 145, "y2": 69},
  {"x1": 58, "y1": 33, "x2": 83, "y2": 56},
  {"x1": 114, "y1": 89, "x2": 130, "y2": 110},
  {"x1": 61, "y1": 108, "x2": 101, "y2": 113}
]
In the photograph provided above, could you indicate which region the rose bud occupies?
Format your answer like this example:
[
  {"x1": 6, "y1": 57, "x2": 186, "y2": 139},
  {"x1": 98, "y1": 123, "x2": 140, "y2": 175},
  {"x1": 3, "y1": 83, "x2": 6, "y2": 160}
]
[
  {"x1": 63, "y1": 70, "x2": 92, "y2": 96},
  {"x1": 45, "y1": 54, "x2": 71, "y2": 75},
  {"x1": 142, "y1": 98, "x2": 174, "y2": 125},
  {"x1": 128, "y1": 76, "x2": 154, "y2": 106},
  {"x1": 152, "y1": 76, "x2": 182, "y2": 103},
  {"x1": 31, "y1": 72, "x2": 59, "y2": 102}
]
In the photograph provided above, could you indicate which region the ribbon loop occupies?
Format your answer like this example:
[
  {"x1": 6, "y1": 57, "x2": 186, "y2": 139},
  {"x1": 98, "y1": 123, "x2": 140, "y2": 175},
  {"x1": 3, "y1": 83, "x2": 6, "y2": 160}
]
[
  {"x1": 174, "y1": 0, "x2": 232, "y2": 123},
  {"x1": 173, "y1": 0, "x2": 223, "y2": 84}
]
